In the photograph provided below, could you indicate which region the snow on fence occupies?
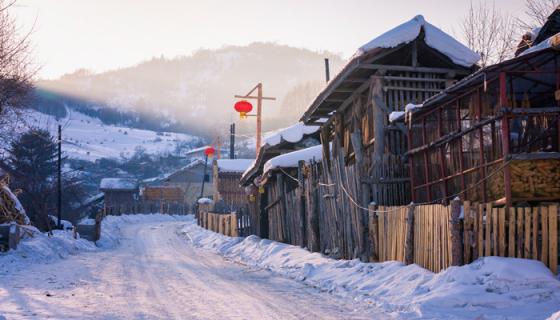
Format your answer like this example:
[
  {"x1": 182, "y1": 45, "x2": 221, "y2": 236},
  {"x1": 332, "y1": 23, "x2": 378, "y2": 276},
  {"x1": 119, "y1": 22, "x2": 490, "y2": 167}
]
[{"x1": 370, "y1": 201, "x2": 559, "y2": 273}]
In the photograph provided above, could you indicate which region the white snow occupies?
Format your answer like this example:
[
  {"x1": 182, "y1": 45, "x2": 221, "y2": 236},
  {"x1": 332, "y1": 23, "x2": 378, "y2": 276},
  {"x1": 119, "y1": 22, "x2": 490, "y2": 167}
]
[
  {"x1": 183, "y1": 222, "x2": 560, "y2": 320},
  {"x1": 522, "y1": 32, "x2": 560, "y2": 56},
  {"x1": 262, "y1": 145, "x2": 322, "y2": 176},
  {"x1": 216, "y1": 158, "x2": 254, "y2": 173},
  {"x1": 99, "y1": 177, "x2": 138, "y2": 191},
  {"x1": 357, "y1": 15, "x2": 480, "y2": 67},
  {"x1": 389, "y1": 111, "x2": 405, "y2": 123},
  {"x1": 262, "y1": 122, "x2": 319, "y2": 147},
  {"x1": 197, "y1": 197, "x2": 213, "y2": 204},
  {"x1": 405, "y1": 103, "x2": 423, "y2": 112}
]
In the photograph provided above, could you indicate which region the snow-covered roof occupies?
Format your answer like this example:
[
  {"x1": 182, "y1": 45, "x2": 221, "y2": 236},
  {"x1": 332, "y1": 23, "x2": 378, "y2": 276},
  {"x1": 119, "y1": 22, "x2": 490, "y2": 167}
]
[
  {"x1": 216, "y1": 159, "x2": 254, "y2": 173},
  {"x1": 197, "y1": 197, "x2": 213, "y2": 204},
  {"x1": 263, "y1": 122, "x2": 319, "y2": 147},
  {"x1": 100, "y1": 178, "x2": 138, "y2": 191},
  {"x1": 262, "y1": 145, "x2": 322, "y2": 177},
  {"x1": 521, "y1": 32, "x2": 560, "y2": 56},
  {"x1": 356, "y1": 15, "x2": 480, "y2": 67}
]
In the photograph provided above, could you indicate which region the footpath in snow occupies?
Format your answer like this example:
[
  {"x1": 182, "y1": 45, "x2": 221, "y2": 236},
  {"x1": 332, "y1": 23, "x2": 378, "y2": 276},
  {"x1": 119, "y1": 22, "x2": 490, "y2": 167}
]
[{"x1": 181, "y1": 220, "x2": 560, "y2": 320}]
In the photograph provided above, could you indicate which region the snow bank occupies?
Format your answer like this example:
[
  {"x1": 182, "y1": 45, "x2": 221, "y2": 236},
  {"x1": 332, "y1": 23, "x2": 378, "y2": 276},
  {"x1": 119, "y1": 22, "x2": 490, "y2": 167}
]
[
  {"x1": 0, "y1": 227, "x2": 96, "y2": 274},
  {"x1": 181, "y1": 222, "x2": 560, "y2": 320},
  {"x1": 357, "y1": 15, "x2": 480, "y2": 67},
  {"x1": 216, "y1": 159, "x2": 254, "y2": 173},
  {"x1": 263, "y1": 122, "x2": 319, "y2": 147},
  {"x1": 262, "y1": 145, "x2": 322, "y2": 176}
]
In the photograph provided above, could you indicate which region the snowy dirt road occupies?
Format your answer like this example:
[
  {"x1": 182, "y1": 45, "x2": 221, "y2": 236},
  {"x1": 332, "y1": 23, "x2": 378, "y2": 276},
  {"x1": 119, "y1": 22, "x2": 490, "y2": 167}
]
[{"x1": 0, "y1": 220, "x2": 387, "y2": 319}]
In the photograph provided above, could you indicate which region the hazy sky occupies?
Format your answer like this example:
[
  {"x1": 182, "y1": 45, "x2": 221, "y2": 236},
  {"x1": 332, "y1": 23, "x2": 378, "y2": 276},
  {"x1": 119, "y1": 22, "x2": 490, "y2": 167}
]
[{"x1": 13, "y1": 0, "x2": 527, "y2": 79}]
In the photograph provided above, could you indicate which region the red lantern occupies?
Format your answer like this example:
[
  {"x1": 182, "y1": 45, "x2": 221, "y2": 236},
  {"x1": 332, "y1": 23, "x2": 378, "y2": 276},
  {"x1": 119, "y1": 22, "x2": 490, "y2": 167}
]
[
  {"x1": 204, "y1": 146, "x2": 215, "y2": 157},
  {"x1": 234, "y1": 100, "x2": 253, "y2": 119}
]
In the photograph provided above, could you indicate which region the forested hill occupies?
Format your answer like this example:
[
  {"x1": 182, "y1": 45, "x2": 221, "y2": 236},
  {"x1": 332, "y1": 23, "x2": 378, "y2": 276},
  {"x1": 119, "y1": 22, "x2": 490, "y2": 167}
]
[{"x1": 31, "y1": 43, "x2": 344, "y2": 138}]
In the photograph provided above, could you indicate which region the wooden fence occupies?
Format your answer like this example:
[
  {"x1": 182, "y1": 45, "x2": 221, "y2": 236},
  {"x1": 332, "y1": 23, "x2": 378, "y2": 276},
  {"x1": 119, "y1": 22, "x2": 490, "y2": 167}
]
[
  {"x1": 371, "y1": 201, "x2": 559, "y2": 273},
  {"x1": 197, "y1": 203, "x2": 252, "y2": 237},
  {"x1": 104, "y1": 201, "x2": 190, "y2": 215}
]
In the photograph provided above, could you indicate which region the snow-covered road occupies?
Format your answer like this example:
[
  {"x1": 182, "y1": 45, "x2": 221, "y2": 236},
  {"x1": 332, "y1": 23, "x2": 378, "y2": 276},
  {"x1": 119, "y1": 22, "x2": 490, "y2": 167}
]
[{"x1": 0, "y1": 220, "x2": 385, "y2": 319}]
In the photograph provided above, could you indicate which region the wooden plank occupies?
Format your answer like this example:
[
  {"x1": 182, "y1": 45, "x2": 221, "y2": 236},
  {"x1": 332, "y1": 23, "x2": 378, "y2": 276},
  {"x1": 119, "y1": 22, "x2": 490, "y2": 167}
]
[
  {"x1": 492, "y1": 208, "x2": 498, "y2": 256},
  {"x1": 532, "y1": 207, "x2": 539, "y2": 260},
  {"x1": 478, "y1": 204, "x2": 484, "y2": 258},
  {"x1": 485, "y1": 204, "x2": 492, "y2": 256},
  {"x1": 508, "y1": 207, "x2": 516, "y2": 257},
  {"x1": 542, "y1": 207, "x2": 549, "y2": 266},
  {"x1": 498, "y1": 208, "x2": 506, "y2": 257},
  {"x1": 525, "y1": 207, "x2": 531, "y2": 259},
  {"x1": 517, "y1": 207, "x2": 524, "y2": 258},
  {"x1": 549, "y1": 205, "x2": 558, "y2": 274},
  {"x1": 464, "y1": 201, "x2": 472, "y2": 263}
]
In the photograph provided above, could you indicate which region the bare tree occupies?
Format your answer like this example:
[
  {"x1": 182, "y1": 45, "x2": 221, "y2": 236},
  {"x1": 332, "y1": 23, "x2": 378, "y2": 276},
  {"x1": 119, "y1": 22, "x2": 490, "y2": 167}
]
[
  {"x1": 0, "y1": 0, "x2": 35, "y2": 125},
  {"x1": 462, "y1": 1, "x2": 518, "y2": 67},
  {"x1": 520, "y1": 0, "x2": 559, "y2": 30}
]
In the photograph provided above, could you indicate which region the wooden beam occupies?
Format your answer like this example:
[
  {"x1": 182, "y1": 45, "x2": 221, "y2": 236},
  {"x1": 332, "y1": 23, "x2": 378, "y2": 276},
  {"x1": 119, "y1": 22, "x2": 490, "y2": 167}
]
[
  {"x1": 383, "y1": 75, "x2": 447, "y2": 83},
  {"x1": 507, "y1": 152, "x2": 560, "y2": 161},
  {"x1": 234, "y1": 95, "x2": 276, "y2": 101},
  {"x1": 384, "y1": 86, "x2": 443, "y2": 93},
  {"x1": 359, "y1": 64, "x2": 471, "y2": 75}
]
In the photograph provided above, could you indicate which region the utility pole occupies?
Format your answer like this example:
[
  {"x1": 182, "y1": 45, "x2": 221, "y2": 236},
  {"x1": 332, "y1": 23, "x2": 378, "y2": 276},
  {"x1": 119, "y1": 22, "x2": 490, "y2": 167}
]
[
  {"x1": 234, "y1": 83, "x2": 275, "y2": 156},
  {"x1": 199, "y1": 154, "x2": 209, "y2": 199},
  {"x1": 324, "y1": 58, "x2": 330, "y2": 83},
  {"x1": 57, "y1": 124, "x2": 62, "y2": 229},
  {"x1": 230, "y1": 123, "x2": 235, "y2": 159}
]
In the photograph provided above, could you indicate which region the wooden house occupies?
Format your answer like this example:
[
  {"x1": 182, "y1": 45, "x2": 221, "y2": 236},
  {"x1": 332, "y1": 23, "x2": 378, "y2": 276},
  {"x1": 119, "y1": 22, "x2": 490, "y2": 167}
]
[
  {"x1": 299, "y1": 15, "x2": 479, "y2": 259},
  {"x1": 240, "y1": 122, "x2": 320, "y2": 237},
  {"x1": 141, "y1": 186, "x2": 186, "y2": 214},
  {"x1": 400, "y1": 32, "x2": 560, "y2": 206},
  {"x1": 212, "y1": 159, "x2": 253, "y2": 210},
  {"x1": 99, "y1": 178, "x2": 139, "y2": 214},
  {"x1": 159, "y1": 159, "x2": 215, "y2": 204}
]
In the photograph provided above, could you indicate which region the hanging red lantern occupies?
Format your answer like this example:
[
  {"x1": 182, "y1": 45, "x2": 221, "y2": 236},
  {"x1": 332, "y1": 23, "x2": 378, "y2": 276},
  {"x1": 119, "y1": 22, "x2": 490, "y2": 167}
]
[
  {"x1": 204, "y1": 146, "x2": 215, "y2": 157},
  {"x1": 234, "y1": 100, "x2": 253, "y2": 119}
]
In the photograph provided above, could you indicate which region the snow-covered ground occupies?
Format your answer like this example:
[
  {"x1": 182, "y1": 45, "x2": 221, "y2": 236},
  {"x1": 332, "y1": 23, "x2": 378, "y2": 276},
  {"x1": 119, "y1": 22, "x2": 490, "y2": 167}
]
[
  {"x1": 1, "y1": 215, "x2": 559, "y2": 319},
  {"x1": 10, "y1": 109, "x2": 197, "y2": 161},
  {"x1": 0, "y1": 215, "x2": 384, "y2": 319}
]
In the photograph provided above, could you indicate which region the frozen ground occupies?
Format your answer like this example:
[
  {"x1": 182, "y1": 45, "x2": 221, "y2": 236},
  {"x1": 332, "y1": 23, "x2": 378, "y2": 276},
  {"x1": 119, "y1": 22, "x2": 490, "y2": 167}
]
[{"x1": 0, "y1": 215, "x2": 559, "y2": 319}]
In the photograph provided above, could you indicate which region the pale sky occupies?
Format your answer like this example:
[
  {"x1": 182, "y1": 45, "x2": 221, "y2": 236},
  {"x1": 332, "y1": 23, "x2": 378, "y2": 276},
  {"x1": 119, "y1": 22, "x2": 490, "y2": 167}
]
[{"x1": 13, "y1": 0, "x2": 527, "y2": 79}]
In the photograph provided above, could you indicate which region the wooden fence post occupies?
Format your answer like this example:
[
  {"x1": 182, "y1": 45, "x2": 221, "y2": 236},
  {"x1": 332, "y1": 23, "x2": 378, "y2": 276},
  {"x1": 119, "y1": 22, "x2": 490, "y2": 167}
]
[
  {"x1": 368, "y1": 203, "x2": 379, "y2": 262},
  {"x1": 405, "y1": 204, "x2": 415, "y2": 265},
  {"x1": 450, "y1": 199, "x2": 463, "y2": 266}
]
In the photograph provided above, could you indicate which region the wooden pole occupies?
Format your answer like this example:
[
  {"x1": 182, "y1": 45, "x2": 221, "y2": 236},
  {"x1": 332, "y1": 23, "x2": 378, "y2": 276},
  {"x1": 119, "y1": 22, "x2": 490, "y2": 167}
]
[
  {"x1": 257, "y1": 83, "x2": 262, "y2": 155},
  {"x1": 499, "y1": 72, "x2": 512, "y2": 208}
]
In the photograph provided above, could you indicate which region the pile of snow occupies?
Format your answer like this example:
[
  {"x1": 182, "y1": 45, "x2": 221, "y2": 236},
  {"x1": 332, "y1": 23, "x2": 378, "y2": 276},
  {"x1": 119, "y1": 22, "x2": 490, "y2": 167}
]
[
  {"x1": 181, "y1": 222, "x2": 560, "y2": 320},
  {"x1": 0, "y1": 227, "x2": 96, "y2": 273},
  {"x1": 216, "y1": 159, "x2": 254, "y2": 173},
  {"x1": 0, "y1": 184, "x2": 30, "y2": 225},
  {"x1": 99, "y1": 178, "x2": 138, "y2": 191},
  {"x1": 357, "y1": 15, "x2": 480, "y2": 67},
  {"x1": 262, "y1": 145, "x2": 322, "y2": 176},
  {"x1": 263, "y1": 122, "x2": 319, "y2": 147},
  {"x1": 405, "y1": 103, "x2": 423, "y2": 112}
]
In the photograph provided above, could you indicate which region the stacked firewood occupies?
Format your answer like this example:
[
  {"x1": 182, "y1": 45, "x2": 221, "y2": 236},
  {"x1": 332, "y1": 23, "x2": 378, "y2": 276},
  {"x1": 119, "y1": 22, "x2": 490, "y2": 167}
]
[
  {"x1": 0, "y1": 175, "x2": 29, "y2": 225},
  {"x1": 510, "y1": 159, "x2": 560, "y2": 198}
]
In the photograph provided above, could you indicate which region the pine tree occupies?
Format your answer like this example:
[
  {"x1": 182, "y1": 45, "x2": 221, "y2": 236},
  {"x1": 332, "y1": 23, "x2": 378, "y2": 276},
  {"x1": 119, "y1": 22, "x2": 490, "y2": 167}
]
[{"x1": 2, "y1": 129, "x2": 57, "y2": 229}]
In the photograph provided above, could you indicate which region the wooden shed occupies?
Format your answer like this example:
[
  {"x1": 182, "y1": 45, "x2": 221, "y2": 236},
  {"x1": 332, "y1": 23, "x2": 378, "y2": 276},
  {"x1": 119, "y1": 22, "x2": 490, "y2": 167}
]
[
  {"x1": 401, "y1": 33, "x2": 560, "y2": 206},
  {"x1": 213, "y1": 159, "x2": 253, "y2": 210},
  {"x1": 300, "y1": 15, "x2": 479, "y2": 259},
  {"x1": 99, "y1": 178, "x2": 139, "y2": 214}
]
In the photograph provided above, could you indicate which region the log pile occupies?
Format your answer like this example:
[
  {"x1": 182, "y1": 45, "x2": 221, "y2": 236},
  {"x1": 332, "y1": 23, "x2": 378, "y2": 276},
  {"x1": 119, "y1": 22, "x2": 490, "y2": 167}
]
[
  {"x1": 0, "y1": 177, "x2": 29, "y2": 225},
  {"x1": 510, "y1": 159, "x2": 560, "y2": 199}
]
